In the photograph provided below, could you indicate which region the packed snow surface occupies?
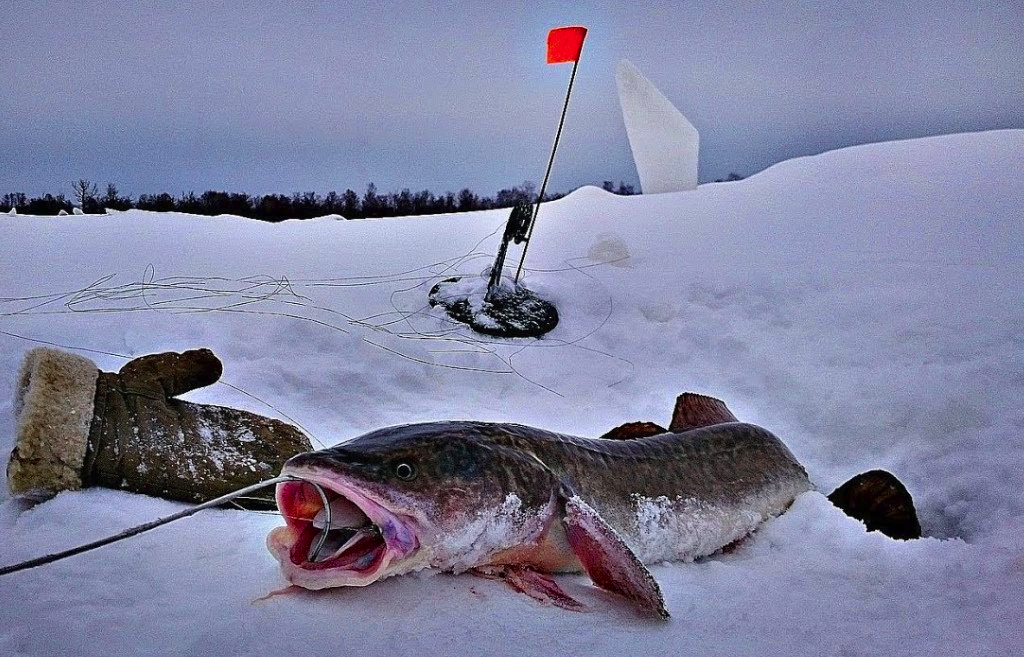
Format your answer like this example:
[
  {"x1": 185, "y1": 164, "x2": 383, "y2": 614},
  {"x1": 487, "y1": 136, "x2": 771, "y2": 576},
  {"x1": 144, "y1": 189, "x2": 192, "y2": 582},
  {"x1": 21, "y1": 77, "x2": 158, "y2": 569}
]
[{"x1": 1, "y1": 130, "x2": 1023, "y2": 656}]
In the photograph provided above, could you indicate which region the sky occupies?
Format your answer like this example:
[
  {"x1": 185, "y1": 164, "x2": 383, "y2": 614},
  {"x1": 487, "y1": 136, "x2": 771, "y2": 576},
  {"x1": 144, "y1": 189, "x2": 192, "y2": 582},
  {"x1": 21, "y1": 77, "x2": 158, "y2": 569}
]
[{"x1": 1, "y1": 1, "x2": 1021, "y2": 198}]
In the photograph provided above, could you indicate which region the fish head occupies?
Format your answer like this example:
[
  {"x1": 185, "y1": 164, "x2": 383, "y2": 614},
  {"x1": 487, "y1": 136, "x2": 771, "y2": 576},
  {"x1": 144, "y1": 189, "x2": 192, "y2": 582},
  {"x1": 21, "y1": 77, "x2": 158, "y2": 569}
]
[{"x1": 267, "y1": 422, "x2": 553, "y2": 589}]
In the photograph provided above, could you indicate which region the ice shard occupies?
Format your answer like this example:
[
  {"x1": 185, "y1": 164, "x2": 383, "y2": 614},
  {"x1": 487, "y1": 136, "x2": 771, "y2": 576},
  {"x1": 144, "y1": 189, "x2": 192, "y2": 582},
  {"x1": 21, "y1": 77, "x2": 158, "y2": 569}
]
[{"x1": 616, "y1": 59, "x2": 699, "y2": 194}]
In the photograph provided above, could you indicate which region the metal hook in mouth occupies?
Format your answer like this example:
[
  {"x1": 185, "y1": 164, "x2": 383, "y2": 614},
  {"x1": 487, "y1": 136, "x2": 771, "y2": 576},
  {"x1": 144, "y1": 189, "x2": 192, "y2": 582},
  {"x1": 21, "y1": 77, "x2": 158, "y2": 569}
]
[{"x1": 280, "y1": 474, "x2": 331, "y2": 562}]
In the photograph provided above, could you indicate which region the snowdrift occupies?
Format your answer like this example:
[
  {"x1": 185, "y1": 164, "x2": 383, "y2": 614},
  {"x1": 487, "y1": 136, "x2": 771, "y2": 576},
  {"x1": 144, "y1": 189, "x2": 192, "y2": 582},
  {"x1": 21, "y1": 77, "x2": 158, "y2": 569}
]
[{"x1": 1, "y1": 130, "x2": 1022, "y2": 656}]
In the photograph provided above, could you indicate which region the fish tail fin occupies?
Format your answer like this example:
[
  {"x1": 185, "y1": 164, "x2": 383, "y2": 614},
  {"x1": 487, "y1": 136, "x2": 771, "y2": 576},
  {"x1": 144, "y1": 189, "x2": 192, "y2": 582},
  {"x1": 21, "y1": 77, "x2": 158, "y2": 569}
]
[{"x1": 827, "y1": 470, "x2": 922, "y2": 540}]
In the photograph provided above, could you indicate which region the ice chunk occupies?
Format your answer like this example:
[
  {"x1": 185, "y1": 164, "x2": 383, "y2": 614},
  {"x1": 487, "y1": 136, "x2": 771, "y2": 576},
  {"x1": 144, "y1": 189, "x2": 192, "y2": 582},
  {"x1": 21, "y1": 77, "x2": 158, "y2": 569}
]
[{"x1": 616, "y1": 59, "x2": 699, "y2": 194}]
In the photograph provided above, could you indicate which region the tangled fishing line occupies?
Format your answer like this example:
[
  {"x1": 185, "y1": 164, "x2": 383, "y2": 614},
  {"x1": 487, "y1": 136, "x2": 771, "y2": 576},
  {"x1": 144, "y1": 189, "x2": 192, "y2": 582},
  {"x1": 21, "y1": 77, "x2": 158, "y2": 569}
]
[{"x1": 0, "y1": 221, "x2": 634, "y2": 399}]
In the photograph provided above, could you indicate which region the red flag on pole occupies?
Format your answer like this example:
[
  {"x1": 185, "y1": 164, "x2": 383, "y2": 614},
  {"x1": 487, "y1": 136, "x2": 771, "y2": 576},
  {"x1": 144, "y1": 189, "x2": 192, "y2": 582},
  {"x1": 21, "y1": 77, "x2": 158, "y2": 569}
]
[
  {"x1": 514, "y1": 24, "x2": 588, "y2": 284},
  {"x1": 546, "y1": 26, "x2": 587, "y2": 64}
]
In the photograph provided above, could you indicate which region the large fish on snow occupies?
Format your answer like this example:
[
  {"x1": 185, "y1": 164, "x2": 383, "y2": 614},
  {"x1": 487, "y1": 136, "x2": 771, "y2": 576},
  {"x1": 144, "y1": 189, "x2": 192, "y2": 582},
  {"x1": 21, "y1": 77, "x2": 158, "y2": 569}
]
[{"x1": 267, "y1": 393, "x2": 919, "y2": 618}]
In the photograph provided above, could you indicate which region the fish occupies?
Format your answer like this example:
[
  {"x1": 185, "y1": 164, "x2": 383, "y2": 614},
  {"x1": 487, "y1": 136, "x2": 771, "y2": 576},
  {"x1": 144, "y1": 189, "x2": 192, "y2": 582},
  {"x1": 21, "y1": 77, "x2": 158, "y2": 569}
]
[{"x1": 266, "y1": 393, "x2": 920, "y2": 618}]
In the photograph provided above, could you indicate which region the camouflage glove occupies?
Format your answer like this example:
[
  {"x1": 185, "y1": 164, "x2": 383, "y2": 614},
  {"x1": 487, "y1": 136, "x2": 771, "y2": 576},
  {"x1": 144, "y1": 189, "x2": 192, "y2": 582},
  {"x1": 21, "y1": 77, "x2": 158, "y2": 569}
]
[{"x1": 8, "y1": 347, "x2": 312, "y2": 503}]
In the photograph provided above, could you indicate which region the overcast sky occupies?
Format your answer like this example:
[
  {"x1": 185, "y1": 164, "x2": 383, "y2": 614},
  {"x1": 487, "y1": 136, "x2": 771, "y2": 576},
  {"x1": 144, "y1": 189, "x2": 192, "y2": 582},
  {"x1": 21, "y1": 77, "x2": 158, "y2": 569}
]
[{"x1": 2, "y1": 1, "x2": 1021, "y2": 198}]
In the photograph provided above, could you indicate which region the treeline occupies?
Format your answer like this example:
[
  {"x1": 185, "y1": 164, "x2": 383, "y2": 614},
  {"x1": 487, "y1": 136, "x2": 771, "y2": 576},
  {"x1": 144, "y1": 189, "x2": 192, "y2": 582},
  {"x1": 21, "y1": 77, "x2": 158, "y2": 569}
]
[{"x1": 2, "y1": 179, "x2": 639, "y2": 221}]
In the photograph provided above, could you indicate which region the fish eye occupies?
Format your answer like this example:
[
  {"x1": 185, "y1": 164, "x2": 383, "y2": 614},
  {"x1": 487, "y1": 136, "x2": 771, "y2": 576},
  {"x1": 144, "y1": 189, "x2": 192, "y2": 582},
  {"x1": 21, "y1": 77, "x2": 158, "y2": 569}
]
[{"x1": 395, "y1": 462, "x2": 416, "y2": 481}]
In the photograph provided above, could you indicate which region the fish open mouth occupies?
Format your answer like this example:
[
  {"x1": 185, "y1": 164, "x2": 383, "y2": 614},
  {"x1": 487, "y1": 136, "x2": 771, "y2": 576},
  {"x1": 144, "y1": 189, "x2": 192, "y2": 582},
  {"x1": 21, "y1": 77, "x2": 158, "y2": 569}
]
[{"x1": 267, "y1": 469, "x2": 419, "y2": 588}]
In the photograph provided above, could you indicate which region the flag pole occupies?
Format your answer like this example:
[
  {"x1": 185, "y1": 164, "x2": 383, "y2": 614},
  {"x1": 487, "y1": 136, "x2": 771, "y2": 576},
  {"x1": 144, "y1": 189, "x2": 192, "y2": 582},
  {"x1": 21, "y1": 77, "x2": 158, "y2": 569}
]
[{"x1": 514, "y1": 55, "x2": 581, "y2": 285}]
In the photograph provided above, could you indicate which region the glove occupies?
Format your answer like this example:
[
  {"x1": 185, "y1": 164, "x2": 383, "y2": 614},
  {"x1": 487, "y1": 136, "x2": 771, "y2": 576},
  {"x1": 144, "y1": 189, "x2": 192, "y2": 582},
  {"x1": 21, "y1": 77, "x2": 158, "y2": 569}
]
[{"x1": 8, "y1": 347, "x2": 312, "y2": 503}]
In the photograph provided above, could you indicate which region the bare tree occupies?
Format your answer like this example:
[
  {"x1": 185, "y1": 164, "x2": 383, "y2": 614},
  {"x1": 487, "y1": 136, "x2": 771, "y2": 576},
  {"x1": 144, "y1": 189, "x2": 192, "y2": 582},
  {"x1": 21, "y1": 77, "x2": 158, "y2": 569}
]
[
  {"x1": 2, "y1": 192, "x2": 27, "y2": 210},
  {"x1": 71, "y1": 179, "x2": 98, "y2": 213}
]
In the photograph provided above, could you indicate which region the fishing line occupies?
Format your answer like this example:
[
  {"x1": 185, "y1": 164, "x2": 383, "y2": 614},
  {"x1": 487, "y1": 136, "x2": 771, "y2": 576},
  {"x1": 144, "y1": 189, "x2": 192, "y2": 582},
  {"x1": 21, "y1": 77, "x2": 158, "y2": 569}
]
[
  {"x1": 0, "y1": 475, "x2": 332, "y2": 577},
  {"x1": 0, "y1": 218, "x2": 630, "y2": 396}
]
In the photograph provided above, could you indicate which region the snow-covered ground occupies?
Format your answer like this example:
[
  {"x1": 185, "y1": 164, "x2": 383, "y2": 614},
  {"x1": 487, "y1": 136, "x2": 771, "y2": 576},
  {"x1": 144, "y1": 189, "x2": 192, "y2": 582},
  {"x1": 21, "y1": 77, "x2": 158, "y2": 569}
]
[{"x1": 1, "y1": 130, "x2": 1022, "y2": 656}]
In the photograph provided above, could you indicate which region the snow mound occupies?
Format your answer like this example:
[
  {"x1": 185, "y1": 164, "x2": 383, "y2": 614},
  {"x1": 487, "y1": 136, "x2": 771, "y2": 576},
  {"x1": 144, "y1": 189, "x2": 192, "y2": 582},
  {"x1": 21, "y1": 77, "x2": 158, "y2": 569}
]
[{"x1": 1, "y1": 130, "x2": 1023, "y2": 656}]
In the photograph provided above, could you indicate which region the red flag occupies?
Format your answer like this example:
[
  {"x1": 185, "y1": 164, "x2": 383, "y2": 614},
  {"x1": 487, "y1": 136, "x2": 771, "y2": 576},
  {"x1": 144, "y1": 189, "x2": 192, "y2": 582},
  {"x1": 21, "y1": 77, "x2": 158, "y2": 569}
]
[{"x1": 546, "y1": 26, "x2": 587, "y2": 64}]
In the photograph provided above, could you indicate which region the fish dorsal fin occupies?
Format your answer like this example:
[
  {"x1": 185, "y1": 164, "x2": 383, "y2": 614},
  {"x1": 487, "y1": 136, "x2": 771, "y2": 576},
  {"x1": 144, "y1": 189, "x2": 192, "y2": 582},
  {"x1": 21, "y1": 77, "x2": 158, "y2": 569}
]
[
  {"x1": 668, "y1": 392, "x2": 738, "y2": 432},
  {"x1": 561, "y1": 494, "x2": 669, "y2": 619},
  {"x1": 598, "y1": 421, "x2": 667, "y2": 441}
]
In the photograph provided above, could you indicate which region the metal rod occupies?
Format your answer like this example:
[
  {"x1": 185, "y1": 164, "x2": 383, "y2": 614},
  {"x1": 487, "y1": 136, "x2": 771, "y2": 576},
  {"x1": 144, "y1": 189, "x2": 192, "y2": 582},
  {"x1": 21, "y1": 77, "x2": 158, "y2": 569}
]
[
  {"x1": 0, "y1": 475, "x2": 331, "y2": 577},
  {"x1": 514, "y1": 56, "x2": 581, "y2": 284},
  {"x1": 307, "y1": 477, "x2": 331, "y2": 562}
]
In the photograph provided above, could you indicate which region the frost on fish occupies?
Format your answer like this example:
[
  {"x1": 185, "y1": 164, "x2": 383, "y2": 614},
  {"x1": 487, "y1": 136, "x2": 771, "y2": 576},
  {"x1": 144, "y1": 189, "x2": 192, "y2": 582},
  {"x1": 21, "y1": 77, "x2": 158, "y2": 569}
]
[
  {"x1": 430, "y1": 493, "x2": 551, "y2": 574},
  {"x1": 626, "y1": 476, "x2": 814, "y2": 564}
]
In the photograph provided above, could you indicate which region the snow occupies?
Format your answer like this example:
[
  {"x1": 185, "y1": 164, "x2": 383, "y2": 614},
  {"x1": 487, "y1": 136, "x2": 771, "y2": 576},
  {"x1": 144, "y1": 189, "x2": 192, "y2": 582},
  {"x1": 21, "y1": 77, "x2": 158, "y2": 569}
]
[
  {"x1": 428, "y1": 272, "x2": 500, "y2": 328},
  {"x1": 616, "y1": 59, "x2": 699, "y2": 194},
  {"x1": 2, "y1": 129, "x2": 1024, "y2": 656}
]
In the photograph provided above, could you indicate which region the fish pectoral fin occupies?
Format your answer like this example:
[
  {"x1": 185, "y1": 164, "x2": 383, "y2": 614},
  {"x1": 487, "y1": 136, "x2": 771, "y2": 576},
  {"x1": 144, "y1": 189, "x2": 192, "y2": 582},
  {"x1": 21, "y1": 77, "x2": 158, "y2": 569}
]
[
  {"x1": 562, "y1": 495, "x2": 670, "y2": 620},
  {"x1": 668, "y1": 392, "x2": 739, "y2": 432},
  {"x1": 472, "y1": 565, "x2": 586, "y2": 612}
]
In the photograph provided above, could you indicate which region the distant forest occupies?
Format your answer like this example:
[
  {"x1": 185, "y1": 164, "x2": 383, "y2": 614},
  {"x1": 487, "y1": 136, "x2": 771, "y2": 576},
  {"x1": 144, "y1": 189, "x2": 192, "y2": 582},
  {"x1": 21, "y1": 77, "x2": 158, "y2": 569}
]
[{"x1": 0, "y1": 179, "x2": 645, "y2": 221}]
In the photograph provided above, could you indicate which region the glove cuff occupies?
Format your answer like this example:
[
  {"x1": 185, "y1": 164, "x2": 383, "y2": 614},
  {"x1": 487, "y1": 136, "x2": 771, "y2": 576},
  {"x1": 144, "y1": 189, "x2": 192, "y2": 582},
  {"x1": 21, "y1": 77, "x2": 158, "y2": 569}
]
[{"x1": 8, "y1": 348, "x2": 98, "y2": 498}]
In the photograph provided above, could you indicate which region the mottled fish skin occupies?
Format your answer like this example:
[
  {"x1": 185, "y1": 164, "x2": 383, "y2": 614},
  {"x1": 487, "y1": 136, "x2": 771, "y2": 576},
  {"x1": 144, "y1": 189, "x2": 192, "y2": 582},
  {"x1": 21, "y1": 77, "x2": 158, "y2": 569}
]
[{"x1": 284, "y1": 420, "x2": 813, "y2": 568}]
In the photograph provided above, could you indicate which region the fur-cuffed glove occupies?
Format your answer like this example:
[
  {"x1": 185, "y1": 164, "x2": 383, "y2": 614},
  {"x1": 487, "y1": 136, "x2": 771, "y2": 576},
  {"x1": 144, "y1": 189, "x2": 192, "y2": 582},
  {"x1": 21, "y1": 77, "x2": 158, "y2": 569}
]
[{"x1": 8, "y1": 347, "x2": 312, "y2": 503}]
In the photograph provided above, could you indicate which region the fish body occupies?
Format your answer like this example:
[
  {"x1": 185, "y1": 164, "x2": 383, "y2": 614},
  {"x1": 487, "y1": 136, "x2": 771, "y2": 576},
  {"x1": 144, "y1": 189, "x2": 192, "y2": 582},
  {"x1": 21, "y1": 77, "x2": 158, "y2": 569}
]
[{"x1": 267, "y1": 394, "x2": 814, "y2": 617}]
